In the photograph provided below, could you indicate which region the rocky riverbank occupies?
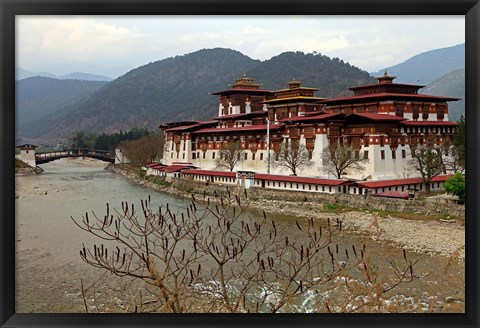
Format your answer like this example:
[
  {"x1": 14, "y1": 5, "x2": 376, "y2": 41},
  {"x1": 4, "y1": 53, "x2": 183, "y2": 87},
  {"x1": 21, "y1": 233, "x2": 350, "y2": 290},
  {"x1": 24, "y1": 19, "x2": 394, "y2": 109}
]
[{"x1": 106, "y1": 164, "x2": 465, "y2": 262}]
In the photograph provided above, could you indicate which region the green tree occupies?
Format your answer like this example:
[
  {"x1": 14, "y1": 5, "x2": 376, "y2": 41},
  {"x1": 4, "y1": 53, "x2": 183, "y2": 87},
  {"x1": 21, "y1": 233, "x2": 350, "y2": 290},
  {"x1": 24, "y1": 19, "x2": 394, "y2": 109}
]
[
  {"x1": 444, "y1": 172, "x2": 465, "y2": 203},
  {"x1": 69, "y1": 131, "x2": 98, "y2": 149}
]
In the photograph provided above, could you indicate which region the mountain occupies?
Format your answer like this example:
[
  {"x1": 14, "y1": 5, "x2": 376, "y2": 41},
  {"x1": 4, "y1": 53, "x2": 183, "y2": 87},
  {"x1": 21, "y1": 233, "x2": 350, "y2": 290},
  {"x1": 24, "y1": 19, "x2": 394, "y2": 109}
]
[
  {"x1": 421, "y1": 68, "x2": 465, "y2": 122},
  {"x1": 16, "y1": 77, "x2": 108, "y2": 143},
  {"x1": 247, "y1": 51, "x2": 374, "y2": 98},
  {"x1": 16, "y1": 67, "x2": 113, "y2": 82},
  {"x1": 19, "y1": 48, "x2": 375, "y2": 145},
  {"x1": 371, "y1": 43, "x2": 465, "y2": 85}
]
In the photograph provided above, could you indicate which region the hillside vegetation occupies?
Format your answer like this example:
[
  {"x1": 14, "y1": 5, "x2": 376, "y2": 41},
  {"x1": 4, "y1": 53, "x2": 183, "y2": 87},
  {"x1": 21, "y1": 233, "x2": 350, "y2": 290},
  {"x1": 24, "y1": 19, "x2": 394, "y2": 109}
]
[
  {"x1": 19, "y1": 48, "x2": 375, "y2": 144},
  {"x1": 422, "y1": 68, "x2": 465, "y2": 122}
]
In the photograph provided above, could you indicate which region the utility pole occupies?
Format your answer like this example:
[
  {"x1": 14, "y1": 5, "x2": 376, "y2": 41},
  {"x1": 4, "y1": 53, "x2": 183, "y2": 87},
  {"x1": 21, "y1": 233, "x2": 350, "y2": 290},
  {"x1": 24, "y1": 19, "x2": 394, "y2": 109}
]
[{"x1": 267, "y1": 118, "x2": 271, "y2": 174}]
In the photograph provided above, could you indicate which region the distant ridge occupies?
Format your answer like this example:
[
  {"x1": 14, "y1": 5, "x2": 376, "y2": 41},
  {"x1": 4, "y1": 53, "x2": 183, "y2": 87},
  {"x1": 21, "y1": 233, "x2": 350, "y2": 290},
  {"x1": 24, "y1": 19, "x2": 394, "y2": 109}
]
[
  {"x1": 16, "y1": 67, "x2": 113, "y2": 82},
  {"x1": 422, "y1": 68, "x2": 465, "y2": 122},
  {"x1": 370, "y1": 43, "x2": 464, "y2": 85}
]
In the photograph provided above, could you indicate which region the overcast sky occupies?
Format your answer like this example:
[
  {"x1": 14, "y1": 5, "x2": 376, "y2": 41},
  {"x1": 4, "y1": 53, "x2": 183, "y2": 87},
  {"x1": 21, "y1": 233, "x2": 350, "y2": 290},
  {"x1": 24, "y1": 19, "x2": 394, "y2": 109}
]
[{"x1": 16, "y1": 15, "x2": 465, "y2": 79}]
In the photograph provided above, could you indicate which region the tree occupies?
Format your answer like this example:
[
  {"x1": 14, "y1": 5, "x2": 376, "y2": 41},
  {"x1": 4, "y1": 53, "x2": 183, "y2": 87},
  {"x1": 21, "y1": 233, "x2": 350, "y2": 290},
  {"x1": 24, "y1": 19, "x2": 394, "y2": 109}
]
[
  {"x1": 124, "y1": 133, "x2": 164, "y2": 164},
  {"x1": 409, "y1": 141, "x2": 445, "y2": 194},
  {"x1": 444, "y1": 172, "x2": 465, "y2": 203},
  {"x1": 321, "y1": 144, "x2": 367, "y2": 179},
  {"x1": 272, "y1": 142, "x2": 313, "y2": 176},
  {"x1": 451, "y1": 115, "x2": 465, "y2": 172},
  {"x1": 69, "y1": 131, "x2": 98, "y2": 149},
  {"x1": 72, "y1": 189, "x2": 419, "y2": 313},
  {"x1": 215, "y1": 141, "x2": 244, "y2": 172}
]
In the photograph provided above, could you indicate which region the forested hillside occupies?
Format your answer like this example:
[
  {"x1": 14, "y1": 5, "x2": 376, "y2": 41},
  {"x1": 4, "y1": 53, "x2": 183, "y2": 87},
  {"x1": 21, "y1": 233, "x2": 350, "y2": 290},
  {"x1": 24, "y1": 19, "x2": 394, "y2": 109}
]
[
  {"x1": 422, "y1": 68, "x2": 465, "y2": 122},
  {"x1": 19, "y1": 48, "x2": 375, "y2": 145},
  {"x1": 16, "y1": 77, "x2": 108, "y2": 143}
]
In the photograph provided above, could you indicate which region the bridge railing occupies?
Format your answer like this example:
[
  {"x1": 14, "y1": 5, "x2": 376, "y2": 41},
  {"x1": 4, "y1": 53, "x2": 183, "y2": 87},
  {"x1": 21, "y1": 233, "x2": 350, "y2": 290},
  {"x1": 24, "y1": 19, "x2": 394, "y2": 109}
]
[{"x1": 35, "y1": 149, "x2": 115, "y2": 161}]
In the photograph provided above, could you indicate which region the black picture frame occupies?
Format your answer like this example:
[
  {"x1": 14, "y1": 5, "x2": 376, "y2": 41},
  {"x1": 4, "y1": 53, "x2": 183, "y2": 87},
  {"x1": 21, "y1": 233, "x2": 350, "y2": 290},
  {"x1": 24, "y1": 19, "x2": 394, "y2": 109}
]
[{"x1": 1, "y1": 1, "x2": 478, "y2": 327}]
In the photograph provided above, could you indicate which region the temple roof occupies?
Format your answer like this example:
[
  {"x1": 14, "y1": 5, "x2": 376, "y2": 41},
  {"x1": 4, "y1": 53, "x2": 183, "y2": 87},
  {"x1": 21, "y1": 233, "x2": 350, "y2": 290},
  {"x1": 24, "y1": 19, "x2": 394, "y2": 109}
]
[
  {"x1": 358, "y1": 174, "x2": 453, "y2": 189},
  {"x1": 254, "y1": 173, "x2": 349, "y2": 186},
  {"x1": 192, "y1": 124, "x2": 283, "y2": 135},
  {"x1": 263, "y1": 96, "x2": 327, "y2": 104},
  {"x1": 319, "y1": 92, "x2": 460, "y2": 105},
  {"x1": 210, "y1": 75, "x2": 273, "y2": 95},
  {"x1": 346, "y1": 113, "x2": 407, "y2": 122},
  {"x1": 279, "y1": 112, "x2": 344, "y2": 124},
  {"x1": 400, "y1": 121, "x2": 457, "y2": 126},
  {"x1": 163, "y1": 120, "x2": 217, "y2": 132}
]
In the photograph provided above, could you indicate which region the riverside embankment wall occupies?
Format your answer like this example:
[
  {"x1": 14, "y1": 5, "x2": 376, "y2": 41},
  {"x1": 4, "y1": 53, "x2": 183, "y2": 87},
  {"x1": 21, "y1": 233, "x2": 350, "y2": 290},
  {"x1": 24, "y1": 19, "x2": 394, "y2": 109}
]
[{"x1": 173, "y1": 178, "x2": 465, "y2": 218}]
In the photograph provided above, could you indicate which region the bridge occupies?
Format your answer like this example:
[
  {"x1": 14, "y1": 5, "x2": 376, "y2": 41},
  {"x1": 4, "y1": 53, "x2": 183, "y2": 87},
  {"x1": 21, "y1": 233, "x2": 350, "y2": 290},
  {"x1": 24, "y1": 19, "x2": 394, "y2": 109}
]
[{"x1": 35, "y1": 148, "x2": 115, "y2": 165}]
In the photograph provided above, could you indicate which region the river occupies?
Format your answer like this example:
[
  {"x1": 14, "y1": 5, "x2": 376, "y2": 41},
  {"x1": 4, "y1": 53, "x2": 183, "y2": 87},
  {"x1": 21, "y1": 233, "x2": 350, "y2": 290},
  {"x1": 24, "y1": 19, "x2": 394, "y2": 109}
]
[{"x1": 15, "y1": 158, "x2": 464, "y2": 313}]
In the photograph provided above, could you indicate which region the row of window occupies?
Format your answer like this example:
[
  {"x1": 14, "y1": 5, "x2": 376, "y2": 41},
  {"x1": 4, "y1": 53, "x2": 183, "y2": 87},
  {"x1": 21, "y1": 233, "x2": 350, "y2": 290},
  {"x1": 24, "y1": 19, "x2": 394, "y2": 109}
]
[{"x1": 380, "y1": 149, "x2": 407, "y2": 160}]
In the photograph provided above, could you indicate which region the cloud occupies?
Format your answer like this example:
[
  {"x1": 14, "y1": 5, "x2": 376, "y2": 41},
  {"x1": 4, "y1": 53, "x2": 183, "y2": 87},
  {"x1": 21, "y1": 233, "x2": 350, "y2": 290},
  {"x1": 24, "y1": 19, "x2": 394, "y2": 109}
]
[{"x1": 16, "y1": 16, "x2": 465, "y2": 78}]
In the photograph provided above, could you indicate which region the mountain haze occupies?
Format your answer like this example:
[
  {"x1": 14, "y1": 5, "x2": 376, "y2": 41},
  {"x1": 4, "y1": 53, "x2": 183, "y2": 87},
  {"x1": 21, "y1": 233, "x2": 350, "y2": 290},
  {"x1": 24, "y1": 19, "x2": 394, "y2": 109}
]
[
  {"x1": 19, "y1": 48, "x2": 375, "y2": 144},
  {"x1": 16, "y1": 67, "x2": 113, "y2": 82},
  {"x1": 16, "y1": 77, "x2": 108, "y2": 133},
  {"x1": 421, "y1": 68, "x2": 465, "y2": 122},
  {"x1": 371, "y1": 43, "x2": 464, "y2": 85}
]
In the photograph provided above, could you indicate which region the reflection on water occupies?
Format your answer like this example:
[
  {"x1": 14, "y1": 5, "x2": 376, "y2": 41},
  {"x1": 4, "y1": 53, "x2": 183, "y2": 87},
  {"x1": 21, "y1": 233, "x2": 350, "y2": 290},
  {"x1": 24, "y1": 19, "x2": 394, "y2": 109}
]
[{"x1": 15, "y1": 158, "x2": 464, "y2": 313}]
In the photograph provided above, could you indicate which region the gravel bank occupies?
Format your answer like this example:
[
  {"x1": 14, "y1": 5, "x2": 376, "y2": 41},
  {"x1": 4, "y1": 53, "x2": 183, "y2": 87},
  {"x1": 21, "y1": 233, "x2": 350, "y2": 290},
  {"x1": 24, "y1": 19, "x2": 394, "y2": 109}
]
[{"x1": 249, "y1": 199, "x2": 465, "y2": 262}]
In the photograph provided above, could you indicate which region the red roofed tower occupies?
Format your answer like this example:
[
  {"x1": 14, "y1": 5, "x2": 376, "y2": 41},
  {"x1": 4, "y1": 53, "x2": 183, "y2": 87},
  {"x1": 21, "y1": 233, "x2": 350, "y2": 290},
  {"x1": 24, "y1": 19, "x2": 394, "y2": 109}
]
[{"x1": 210, "y1": 75, "x2": 273, "y2": 117}]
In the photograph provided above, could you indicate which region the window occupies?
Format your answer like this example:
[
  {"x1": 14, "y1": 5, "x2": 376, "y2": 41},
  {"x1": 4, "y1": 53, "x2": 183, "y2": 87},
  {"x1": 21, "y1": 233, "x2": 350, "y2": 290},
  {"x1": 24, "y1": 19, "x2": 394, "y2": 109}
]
[
  {"x1": 244, "y1": 153, "x2": 248, "y2": 160},
  {"x1": 381, "y1": 150, "x2": 385, "y2": 160},
  {"x1": 260, "y1": 153, "x2": 264, "y2": 161},
  {"x1": 402, "y1": 149, "x2": 406, "y2": 158},
  {"x1": 392, "y1": 149, "x2": 396, "y2": 159},
  {"x1": 252, "y1": 153, "x2": 255, "y2": 161},
  {"x1": 203, "y1": 152, "x2": 206, "y2": 159},
  {"x1": 212, "y1": 152, "x2": 215, "y2": 159},
  {"x1": 364, "y1": 150, "x2": 369, "y2": 159}
]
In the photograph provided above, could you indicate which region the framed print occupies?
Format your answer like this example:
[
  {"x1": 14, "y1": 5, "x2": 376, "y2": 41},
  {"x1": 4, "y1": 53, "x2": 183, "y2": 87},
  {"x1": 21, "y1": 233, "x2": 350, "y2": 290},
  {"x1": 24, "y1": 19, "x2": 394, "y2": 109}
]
[{"x1": 1, "y1": 0, "x2": 479, "y2": 327}]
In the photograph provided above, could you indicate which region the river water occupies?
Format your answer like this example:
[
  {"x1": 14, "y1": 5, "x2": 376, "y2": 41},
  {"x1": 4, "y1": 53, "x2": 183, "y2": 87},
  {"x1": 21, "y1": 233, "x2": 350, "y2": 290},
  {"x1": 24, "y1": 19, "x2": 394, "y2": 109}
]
[{"x1": 15, "y1": 158, "x2": 464, "y2": 313}]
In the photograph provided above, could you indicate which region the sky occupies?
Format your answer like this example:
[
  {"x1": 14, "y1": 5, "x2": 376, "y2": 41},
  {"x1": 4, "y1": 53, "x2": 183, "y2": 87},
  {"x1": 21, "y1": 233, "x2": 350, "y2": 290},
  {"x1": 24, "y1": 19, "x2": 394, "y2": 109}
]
[{"x1": 16, "y1": 15, "x2": 465, "y2": 79}]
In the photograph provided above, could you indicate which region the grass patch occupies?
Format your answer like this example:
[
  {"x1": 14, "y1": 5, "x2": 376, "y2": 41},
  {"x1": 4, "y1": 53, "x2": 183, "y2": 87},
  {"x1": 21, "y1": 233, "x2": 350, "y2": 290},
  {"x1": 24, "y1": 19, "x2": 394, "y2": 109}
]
[
  {"x1": 145, "y1": 175, "x2": 172, "y2": 187},
  {"x1": 322, "y1": 203, "x2": 356, "y2": 213}
]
